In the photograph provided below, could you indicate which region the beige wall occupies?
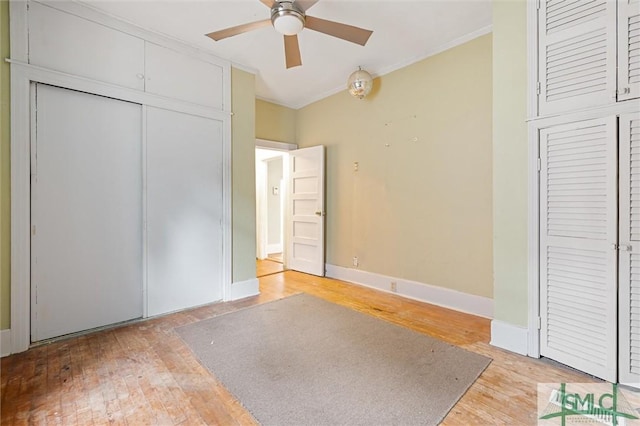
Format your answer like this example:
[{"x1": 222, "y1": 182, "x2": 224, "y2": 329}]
[
  {"x1": 492, "y1": 0, "x2": 528, "y2": 327},
  {"x1": 231, "y1": 68, "x2": 258, "y2": 283},
  {"x1": 1, "y1": 0, "x2": 10, "y2": 330},
  {"x1": 296, "y1": 34, "x2": 493, "y2": 298},
  {"x1": 256, "y1": 99, "x2": 296, "y2": 143}
]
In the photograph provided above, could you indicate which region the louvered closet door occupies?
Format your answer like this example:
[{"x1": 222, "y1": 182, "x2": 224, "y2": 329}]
[
  {"x1": 619, "y1": 112, "x2": 640, "y2": 387},
  {"x1": 618, "y1": 0, "x2": 640, "y2": 101},
  {"x1": 540, "y1": 117, "x2": 618, "y2": 383},
  {"x1": 539, "y1": 0, "x2": 617, "y2": 115}
]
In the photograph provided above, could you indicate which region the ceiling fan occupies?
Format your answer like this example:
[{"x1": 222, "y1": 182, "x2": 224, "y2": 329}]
[{"x1": 205, "y1": 0, "x2": 373, "y2": 69}]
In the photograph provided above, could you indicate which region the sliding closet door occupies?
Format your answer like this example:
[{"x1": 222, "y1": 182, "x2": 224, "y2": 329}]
[
  {"x1": 31, "y1": 84, "x2": 143, "y2": 341},
  {"x1": 619, "y1": 112, "x2": 640, "y2": 387},
  {"x1": 146, "y1": 107, "x2": 224, "y2": 316},
  {"x1": 539, "y1": 116, "x2": 618, "y2": 382}
]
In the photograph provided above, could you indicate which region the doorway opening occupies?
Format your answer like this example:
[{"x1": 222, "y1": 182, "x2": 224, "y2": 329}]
[{"x1": 256, "y1": 143, "x2": 292, "y2": 277}]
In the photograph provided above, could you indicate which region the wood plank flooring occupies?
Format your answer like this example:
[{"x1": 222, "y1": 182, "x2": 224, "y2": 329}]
[
  {"x1": 1, "y1": 268, "x2": 598, "y2": 425},
  {"x1": 256, "y1": 259, "x2": 284, "y2": 277}
]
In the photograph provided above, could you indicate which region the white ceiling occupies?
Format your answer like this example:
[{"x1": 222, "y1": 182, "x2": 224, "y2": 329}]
[{"x1": 83, "y1": 0, "x2": 492, "y2": 109}]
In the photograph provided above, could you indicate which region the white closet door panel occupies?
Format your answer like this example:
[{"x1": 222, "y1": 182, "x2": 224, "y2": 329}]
[
  {"x1": 618, "y1": 0, "x2": 640, "y2": 101},
  {"x1": 540, "y1": 116, "x2": 617, "y2": 382},
  {"x1": 619, "y1": 112, "x2": 640, "y2": 387},
  {"x1": 146, "y1": 107, "x2": 223, "y2": 316},
  {"x1": 145, "y1": 43, "x2": 224, "y2": 109},
  {"x1": 538, "y1": 0, "x2": 616, "y2": 115},
  {"x1": 31, "y1": 84, "x2": 143, "y2": 341},
  {"x1": 28, "y1": 3, "x2": 145, "y2": 90}
]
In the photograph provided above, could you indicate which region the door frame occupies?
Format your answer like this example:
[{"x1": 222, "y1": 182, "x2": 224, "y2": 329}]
[
  {"x1": 255, "y1": 139, "x2": 297, "y2": 268},
  {"x1": 9, "y1": 2, "x2": 233, "y2": 354}
]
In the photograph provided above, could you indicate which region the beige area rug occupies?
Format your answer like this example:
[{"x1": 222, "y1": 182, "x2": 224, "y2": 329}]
[{"x1": 177, "y1": 294, "x2": 491, "y2": 426}]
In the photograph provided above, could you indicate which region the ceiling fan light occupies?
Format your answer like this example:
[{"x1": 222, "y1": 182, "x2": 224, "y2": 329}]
[{"x1": 273, "y1": 13, "x2": 305, "y2": 35}]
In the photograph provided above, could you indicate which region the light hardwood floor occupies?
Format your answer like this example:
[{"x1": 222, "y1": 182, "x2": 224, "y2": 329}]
[
  {"x1": 256, "y1": 258, "x2": 284, "y2": 277},
  {"x1": 1, "y1": 266, "x2": 598, "y2": 425}
]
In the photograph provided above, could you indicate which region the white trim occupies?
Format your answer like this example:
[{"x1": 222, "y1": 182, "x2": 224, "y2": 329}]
[
  {"x1": 526, "y1": 0, "x2": 541, "y2": 359},
  {"x1": 490, "y1": 320, "x2": 529, "y2": 356},
  {"x1": 526, "y1": 0, "x2": 539, "y2": 120},
  {"x1": 142, "y1": 105, "x2": 149, "y2": 318},
  {"x1": 0, "y1": 330, "x2": 11, "y2": 357},
  {"x1": 221, "y1": 75, "x2": 233, "y2": 303},
  {"x1": 526, "y1": 0, "x2": 541, "y2": 357},
  {"x1": 10, "y1": 64, "x2": 31, "y2": 354},
  {"x1": 230, "y1": 278, "x2": 260, "y2": 301},
  {"x1": 256, "y1": 138, "x2": 298, "y2": 151},
  {"x1": 326, "y1": 264, "x2": 493, "y2": 319},
  {"x1": 527, "y1": 121, "x2": 541, "y2": 358},
  {"x1": 287, "y1": 25, "x2": 493, "y2": 110},
  {"x1": 267, "y1": 243, "x2": 283, "y2": 254}
]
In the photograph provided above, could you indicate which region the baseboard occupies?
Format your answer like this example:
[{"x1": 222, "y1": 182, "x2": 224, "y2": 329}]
[
  {"x1": 325, "y1": 264, "x2": 493, "y2": 319},
  {"x1": 231, "y1": 278, "x2": 260, "y2": 301},
  {"x1": 490, "y1": 320, "x2": 528, "y2": 356},
  {"x1": 1, "y1": 329, "x2": 11, "y2": 357},
  {"x1": 267, "y1": 243, "x2": 282, "y2": 254}
]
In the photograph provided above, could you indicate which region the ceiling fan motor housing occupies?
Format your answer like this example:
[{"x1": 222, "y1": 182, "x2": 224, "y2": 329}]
[{"x1": 271, "y1": 1, "x2": 306, "y2": 35}]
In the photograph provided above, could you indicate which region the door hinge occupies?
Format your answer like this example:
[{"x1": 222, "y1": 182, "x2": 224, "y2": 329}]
[
  {"x1": 536, "y1": 81, "x2": 541, "y2": 96},
  {"x1": 536, "y1": 0, "x2": 540, "y2": 10},
  {"x1": 537, "y1": 158, "x2": 541, "y2": 172},
  {"x1": 537, "y1": 316, "x2": 541, "y2": 330},
  {"x1": 32, "y1": 225, "x2": 36, "y2": 236}
]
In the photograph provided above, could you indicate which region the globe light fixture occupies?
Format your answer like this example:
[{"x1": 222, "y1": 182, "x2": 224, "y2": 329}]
[{"x1": 347, "y1": 67, "x2": 373, "y2": 99}]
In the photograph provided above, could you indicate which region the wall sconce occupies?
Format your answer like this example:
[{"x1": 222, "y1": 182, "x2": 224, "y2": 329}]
[{"x1": 347, "y1": 67, "x2": 373, "y2": 99}]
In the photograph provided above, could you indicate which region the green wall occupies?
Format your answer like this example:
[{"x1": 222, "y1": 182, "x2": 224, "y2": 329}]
[
  {"x1": 492, "y1": 0, "x2": 528, "y2": 327},
  {"x1": 296, "y1": 35, "x2": 494, "y2": 299},
  {"x1": 1, "y1": 0, "x2": 10, "y2": 330},
  {"x1": 255, "y1": 99, "x2": 296, "y2": 143},
  {"x1": 231, "y1": 68, "x2": 257, "y2": 283}
]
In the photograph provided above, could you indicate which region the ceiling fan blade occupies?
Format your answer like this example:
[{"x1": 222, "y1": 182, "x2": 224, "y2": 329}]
[
  {"x1": 284, "y1": 35, "x2": 302, "y2": 69},
  {"x1": 305, "y1": 16, "x2": 373, "y2": 46},
  {"x1": 259, "y1": 0, "x2": 276, "y2": 7},
  {"x1": 294, "y1": 0, "x2": 319, "y2": 12},
  {"x1": 206, "y1": 19, "x2": 272, "y2": 41}
]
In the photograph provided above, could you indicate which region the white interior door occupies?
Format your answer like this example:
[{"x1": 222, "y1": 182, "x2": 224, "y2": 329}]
[
  {"x1": 619, "y1": 112, "x2": 640, "y2": 387},
  {"x1": 539, "y1": 117, "x2": 618, "y2": 382},
  {"x1": 31, "y1": 84, "x2": 143, "y2": 341},
  {"x1": 287, "y1": 145, "x2": 325, "y2": 276},
  {"x1": 146, "y1": 107, "x2": 223, "y2": 316}
]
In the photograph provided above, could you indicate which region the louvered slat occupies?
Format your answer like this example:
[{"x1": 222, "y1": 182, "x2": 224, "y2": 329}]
[
  {"x1": 545, "y1": 124, "x2": 609, "y2": 240},
  {"x1": 539, "y1": 0, "x2": 616, "y2": 114},
  {"x1": 546, "y1": 0, "x2": 606, "y2": 34},
  {"x1": 540, "y1": 117, "x2": 617, "y2": 383},
  {"x1": 618, "y1": 0, "x2": 640, "y2": 100}
]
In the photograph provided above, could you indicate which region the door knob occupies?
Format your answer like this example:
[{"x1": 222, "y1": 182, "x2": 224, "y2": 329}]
[{"x1": 315, "y1": 211, "x2": 324, "y2": 216}]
